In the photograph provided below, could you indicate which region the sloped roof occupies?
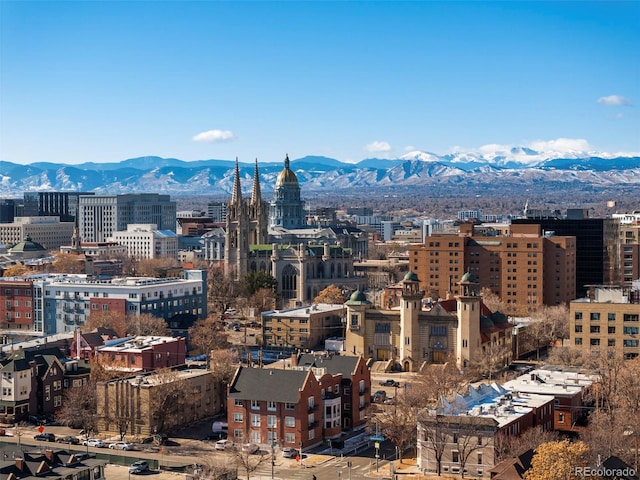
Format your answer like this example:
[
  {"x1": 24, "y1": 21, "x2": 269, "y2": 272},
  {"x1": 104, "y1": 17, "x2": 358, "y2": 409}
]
[
  {"x1": 228, "y1": 366, "x2": 310, "y2": 404},
  {"x1": 297, "y1": 353, "x2": 360, "y2": 377}
]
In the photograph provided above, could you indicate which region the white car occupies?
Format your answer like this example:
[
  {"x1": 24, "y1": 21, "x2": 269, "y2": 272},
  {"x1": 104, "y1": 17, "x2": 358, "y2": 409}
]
[
  {"x1": 241, "y1": 443, "x2": 259, "y2": 454},
  {"x1": 108, "y1": 441, "x2": 134, "y2": 450},
  {"x1": 215, "y1": 439, "x2": 233, "y2": 451},
  {"x1": 82, "y1": 439, "x2": 105, "y2": 448}
]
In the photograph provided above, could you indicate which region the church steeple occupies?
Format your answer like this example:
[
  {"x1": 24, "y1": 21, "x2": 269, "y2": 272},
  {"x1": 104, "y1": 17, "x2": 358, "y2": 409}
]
[
  {"x1": 284, "y1": 154, "x2": 290, "y2": 170},
  {"x1": 251, "y1": 158, "x2": 262, "y2": 205},
  {"x1": 231, "y1": 157, "x2": 242, "y2": 205}
]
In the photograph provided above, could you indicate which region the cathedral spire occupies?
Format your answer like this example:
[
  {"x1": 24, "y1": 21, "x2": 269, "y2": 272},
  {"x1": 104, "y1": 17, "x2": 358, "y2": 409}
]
[
  {"x1": 231, "y1": 157, "x2": 242, "y2": 205},
  {"x1": 251, "y1": 158, "x2": 262, "y2": 205}
]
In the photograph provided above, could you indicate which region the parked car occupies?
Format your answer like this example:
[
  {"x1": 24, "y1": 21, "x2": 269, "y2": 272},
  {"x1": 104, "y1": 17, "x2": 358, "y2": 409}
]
[
  {"x1": 109, "y1": 441, "x2": 135, "y2": 450},
  {"x1": 372, "y1": 390, "x2": 387, "y2": 403},
  {"x1": 72, "y1": 452, "x2": 91, "y2": 462},
  {"x1": 34, "y1": 433, "x2": 56, "y2": 442},
  {"x1": 82, "y1": 438, "x2": 105, "y2": 448},
  {"x1": 129, "y1": 461, "x2": 149, "y2": 474},
  {"x1": 282, "y1": 447, "x2": 295, "y2": 458},
  {"x1": 215, "y1": 439, "x2": 233, "y2": 451},
  {"x1": 241, "y1": 443, "x2": 259, "y2": 454},
  {"x1": 379, "y1": 379, "x2": 400, "y2": 388},
  {"x1": 57, "y1": 435, "x2": 80, "y2": 445}
]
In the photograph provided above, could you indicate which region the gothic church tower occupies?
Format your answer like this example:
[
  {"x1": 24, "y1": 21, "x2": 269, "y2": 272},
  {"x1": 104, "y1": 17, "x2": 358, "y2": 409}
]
[{"x1": 224, "y1": 159, "x2": 269, "y2": 279}]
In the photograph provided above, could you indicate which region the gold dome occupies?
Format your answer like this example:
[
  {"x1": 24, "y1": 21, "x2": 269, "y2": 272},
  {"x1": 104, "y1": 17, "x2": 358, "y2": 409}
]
[{"x1": 275, "y1": 154, "x2": 299, "y2": 188}]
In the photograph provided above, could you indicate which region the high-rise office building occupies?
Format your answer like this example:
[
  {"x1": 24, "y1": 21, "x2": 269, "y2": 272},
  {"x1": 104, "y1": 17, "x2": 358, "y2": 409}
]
[{"x1": 78, "y1": 194, "x2": 176, "y2": 243}]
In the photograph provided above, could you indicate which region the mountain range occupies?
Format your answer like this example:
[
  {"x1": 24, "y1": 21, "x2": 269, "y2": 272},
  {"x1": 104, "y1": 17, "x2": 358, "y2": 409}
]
[{"x1": 0, "y1": 148, "x2": 639, "y2": 197}]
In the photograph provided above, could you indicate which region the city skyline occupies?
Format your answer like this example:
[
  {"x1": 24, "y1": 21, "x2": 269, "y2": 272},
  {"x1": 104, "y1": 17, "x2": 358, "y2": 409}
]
[{"x1": 1, "y1": 1, "x2": 638, "y2": 165}]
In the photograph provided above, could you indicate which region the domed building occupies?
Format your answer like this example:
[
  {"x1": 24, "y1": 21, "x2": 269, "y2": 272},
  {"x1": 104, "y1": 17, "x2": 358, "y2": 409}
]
[
  {"x1": 8, "y1": 235, "x2": 47, "y2": 259},
  {"x1": 269, "y1": 154, "x2": 306, "y2": 229}
]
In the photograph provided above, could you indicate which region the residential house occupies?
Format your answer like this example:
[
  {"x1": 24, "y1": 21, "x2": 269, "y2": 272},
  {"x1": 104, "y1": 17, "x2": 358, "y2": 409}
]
[
  {"x1": 0, "y1": 446, "x2": 106, "y2": 480},
  {"x1": 70, "y1": 327, "x2": 119, "y2": 361}
]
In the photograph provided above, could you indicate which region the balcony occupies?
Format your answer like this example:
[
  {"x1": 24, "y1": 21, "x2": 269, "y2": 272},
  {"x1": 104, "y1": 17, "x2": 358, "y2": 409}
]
[
  {"x1": 308, "y1": 421, "x2": 318, "y2": 429},
  {"x1": 307, "y1": 404, "x2": 318, "y2": 413}
]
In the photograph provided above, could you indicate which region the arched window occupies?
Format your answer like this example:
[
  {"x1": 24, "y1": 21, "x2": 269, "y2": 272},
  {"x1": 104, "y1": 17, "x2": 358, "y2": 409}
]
[{"x1": 281, "y1": 264, "x2": 298, "y2": 300}]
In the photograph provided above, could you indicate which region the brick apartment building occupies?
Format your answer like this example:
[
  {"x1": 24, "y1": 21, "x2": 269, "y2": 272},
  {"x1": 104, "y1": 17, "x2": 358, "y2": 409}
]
[
  {"x1": 409, "y1": 223, "x2": 576, "y2": 310},
  {"x1": 570, "y1": 283, "x2": 640, "y2": 358},
  {"x1": 94, "y1": 336, "x2": 186, "y2": 372},
  {"x1": 227, "y1": 356, "x2": 371, "y2": 451}
]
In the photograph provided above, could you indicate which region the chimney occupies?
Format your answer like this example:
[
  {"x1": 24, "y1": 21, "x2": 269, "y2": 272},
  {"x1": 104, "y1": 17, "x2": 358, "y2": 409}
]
[
  {"x1": 15, "y1": 458, "x2": 24, "y2": 471},
  {"x1": 290, "y1": 353, "x2": 298, "y2": 367},
  {"x1": 45, "y1": 449, "x2": 54, "y2": 462}
]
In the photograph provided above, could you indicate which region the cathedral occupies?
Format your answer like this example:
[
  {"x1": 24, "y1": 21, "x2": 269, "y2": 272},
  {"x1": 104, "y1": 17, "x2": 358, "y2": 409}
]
[{"x1": 224, "y1": 155, "x2": 365, "y2": 306}]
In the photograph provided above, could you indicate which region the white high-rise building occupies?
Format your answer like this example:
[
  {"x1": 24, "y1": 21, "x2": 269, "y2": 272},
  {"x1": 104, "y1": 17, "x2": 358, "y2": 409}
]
[{"x1": 78, "y1": 194, "x2": 176, "y2": 243}]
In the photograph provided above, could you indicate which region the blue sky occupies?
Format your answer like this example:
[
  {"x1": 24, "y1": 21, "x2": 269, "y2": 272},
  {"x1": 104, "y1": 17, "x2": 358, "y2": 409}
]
[{"x1": 1, "y1": 1, "x2": 638, "y2": 165}]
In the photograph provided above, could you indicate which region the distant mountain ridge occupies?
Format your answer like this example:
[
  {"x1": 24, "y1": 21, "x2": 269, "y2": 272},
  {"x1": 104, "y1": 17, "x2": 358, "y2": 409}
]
[{"x1": 0, "y1": 149, "x2": 639, "y2": 196}]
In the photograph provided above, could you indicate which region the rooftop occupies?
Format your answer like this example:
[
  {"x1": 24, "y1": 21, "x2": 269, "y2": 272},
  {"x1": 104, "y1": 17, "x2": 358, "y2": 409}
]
[{"x1": 262, "y1": 303, "x2": 345, "y2": 318}]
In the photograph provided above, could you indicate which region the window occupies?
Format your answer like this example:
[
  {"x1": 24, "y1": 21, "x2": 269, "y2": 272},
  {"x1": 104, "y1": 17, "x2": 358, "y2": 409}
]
[
  {"x1": 285, "y1": 416, "x2": 295, "y2": 427},
  {"x1": 267, "y1": 415, "x2": 277, "y2": 428},
  {"x1": 624, "y1": 314, "x2": 639, "y2": 322},
  {"x1": 575, "y1": 337, "x2": 582, "y2": 345},
  {"x1": 45, "y1": 385, "x2": 51, "y2": 401},
  {"x1": 452, "y1": 450, "x2": 460, "y2": 463},
  {"x1": 234, "y1": 429, "x2": 243, "y2": 440},
  {"x1": 574, "y1": 312, "x2": 583, "y2": 320},
  {"x1": 590, "y1": 326, "x2": 600, "y2": 334},
  {"x1": 267, "y1": 400, "x2": 276, "y2": 411},
  {"x1": 558, "y1": 413, "x2": 565, "y2": 423},
  {"x1": 590, "y1": 338, "x2": 600, "y2": 346},
  {"x1": 251, "y1": 414, "x2": 260, "y2": 427},
  {"x1": 590, "y1": 312, "x2": 600, "y2": 321},
  {"x1": 624, "y1": 326, "x2": 639, "y2": 335},
  {"x1": 608, "y1": 313, "x2": 616, "y2": 321},
  {"x1": 285, "y1": 403, "x2": 295, "y2": 410},
  {"x1": 233, "y1": 413, "x2": 243, "y2": 423},
  {"x1": 574, "y1": 325, "x2": 583, "y2": 333},
  {"x1": 285, "y1": 433, "x2": 296, "y2": 444},
  {"x1": 234, "y1": 399, "x2": 243, "y2": 407},
  {"x1": 251, "y1": 400, "x2": 260, "y2": 410},
  {"x1": 608, "y1": 326, "x2": 616, "y2": 334}
]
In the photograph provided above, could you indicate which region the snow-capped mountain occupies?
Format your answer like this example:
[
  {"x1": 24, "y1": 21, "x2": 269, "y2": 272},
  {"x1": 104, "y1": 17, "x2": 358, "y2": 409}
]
[{"x1": 0, "y1": 148, "x2": 638, "y2": 196}]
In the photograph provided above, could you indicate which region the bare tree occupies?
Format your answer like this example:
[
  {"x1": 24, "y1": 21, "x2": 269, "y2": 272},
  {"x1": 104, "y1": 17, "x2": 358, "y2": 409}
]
[
  {"x1": 209, "y1": 349, "x2": 240, "y2": 385},
  {"x1": 231, "y1": 445, "x2": 270, "y2": 480},
  {"x1": 495, "y1": 426, "x2": 559, "y2": 461},
  {"x1": 208, "y1": 265, "x2": 242, "y2": 313},
  {"x1": 247, "y1": 287, "x2": 277, "y2": 313},
  {"x1": 470, "y1": 341, "x2": 511, "y2": 382},
  {"x1": 125, "y1": 313, "x2": 170, "y2": 336},
  {"x1": 148, "y1": 368, "x2": 195, "y2": 434},
  {"x1": 188, "y1": 316, "x2": 229, "y2": 358},
  {"x1": 192, "y1": 457, "x2": 237, "y2": 480},
  {"x1": 50, "y1": 253, "x2": 86, "y2": 274},
  {"x1": 413, "y1": 360, "x2": 467, "y2": 407},
  {"x1": 480, "y1": 287, "x2": 507, "y2": 314},
  {"x1": 56, "y1": 381, "x2": 97, "y2": 432},
  {"x1": 136, "y1": 257, "x2": 181, "y2": 277},
  {"x1": 418, "y1": 412, "x2": 452, "y2": 476},
  {"x1": 86, "y1": 310, "x2": 127, "y2": 337},
  {"x1": 374, "y1": 389, "x2": 424, "y2": 463}
]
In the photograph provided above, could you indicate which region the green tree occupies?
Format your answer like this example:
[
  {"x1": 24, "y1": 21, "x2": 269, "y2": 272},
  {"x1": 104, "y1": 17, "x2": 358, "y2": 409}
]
[{"x1": 241, "y1": 271, "x2": 277, "y2": 296}]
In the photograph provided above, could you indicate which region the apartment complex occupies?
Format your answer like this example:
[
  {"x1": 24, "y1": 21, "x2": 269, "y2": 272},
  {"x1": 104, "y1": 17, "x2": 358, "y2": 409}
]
[
  {"x1": 618, "y1": 220, "x2": 640, "y2": 285},
  {"x1": 409, "y1": 223, "x2": 576, "y2": 310},
  {"x1": 570, "y1": 283, "x2": 640, "y2": 358},
  {"x1": 20, "y1": 191, "x2": 94, "y2": 222},
  {"x1": 0, "y1": 217, "x2": 75, "y2": 250},
  {"x1": 111, "y1": 224, "x2": 179, "y2": 260},
  {"x1": 0, "y1": 270, "x2": 207, "y2": 336},
  {"x1": 78, "y1": 194, "x2": 176, "y2": 243},
  {"x1": 227, "y1": 356, "x2": 371, "y2": 451},
  {"x1": 261, "y1": 303, "x2": 345, "y2": 349}
]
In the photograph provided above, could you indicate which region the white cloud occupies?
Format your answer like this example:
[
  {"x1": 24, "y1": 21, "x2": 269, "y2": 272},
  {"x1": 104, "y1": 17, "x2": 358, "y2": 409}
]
[
  {"x1": 364, "y1": 141, "x2": 391, "y2": 153},
  {"x1": 404, "y1": 145, "x2": 416, "y2": 152},
  {"x1": 597, "y1": 95, "x2": 631, "y2": 106},
  {"x1": 527, "y1": 138, "x2": 593, "y2": 153},
  {"x1": 192, "y1": 129, "x2": 236, "y2": 143}
]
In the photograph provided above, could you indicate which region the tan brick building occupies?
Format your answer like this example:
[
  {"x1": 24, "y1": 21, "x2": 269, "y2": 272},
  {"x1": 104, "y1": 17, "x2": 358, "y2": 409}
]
[
  {"x1": 409, "y1": 223, "x2": 576, "y2": 311},
  {"x1": 570, "y1": 284, "x2": 640, "y2": 358},
  {"x1": 96, "y1": 366, "x2": 223, "y2": 437}
]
